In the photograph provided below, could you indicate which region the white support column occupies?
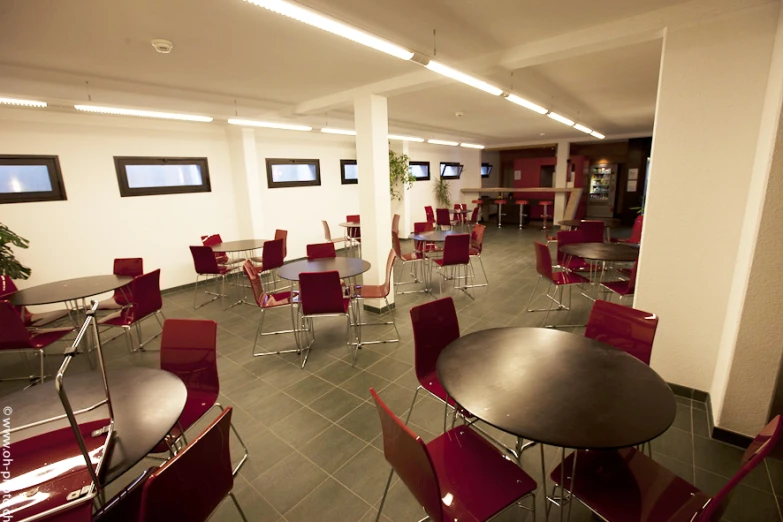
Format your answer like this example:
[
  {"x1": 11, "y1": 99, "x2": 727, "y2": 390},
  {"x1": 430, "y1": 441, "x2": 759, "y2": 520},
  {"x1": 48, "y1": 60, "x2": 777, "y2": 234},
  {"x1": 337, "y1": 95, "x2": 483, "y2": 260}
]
[
  {"x1": 355, "y1": 93, "x2": 394, "y2": 309},
  {"x1": 389, "y1": 140, "x2": 412, "y2": 237},
  {"x1": 553, "y1": 141, "x2": 570, "y2": 224},
  {"x1": 228, "y1": 127, "x2": 265, "y2": 238}
]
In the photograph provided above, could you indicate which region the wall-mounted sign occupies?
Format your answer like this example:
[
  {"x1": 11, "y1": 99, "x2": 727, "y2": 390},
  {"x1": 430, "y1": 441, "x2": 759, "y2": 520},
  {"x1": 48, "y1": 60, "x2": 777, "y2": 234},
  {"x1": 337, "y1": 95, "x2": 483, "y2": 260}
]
[{"x1": 514, "y1": 170, "x2": 521, "y2": 181}]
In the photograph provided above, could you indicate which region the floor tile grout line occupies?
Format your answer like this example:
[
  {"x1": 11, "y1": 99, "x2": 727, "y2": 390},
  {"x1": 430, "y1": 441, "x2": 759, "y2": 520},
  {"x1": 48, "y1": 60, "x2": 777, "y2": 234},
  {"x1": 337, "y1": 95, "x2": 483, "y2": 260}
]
[{"x1": 764, "y1": 459, "x2": 783, "y2": 521}]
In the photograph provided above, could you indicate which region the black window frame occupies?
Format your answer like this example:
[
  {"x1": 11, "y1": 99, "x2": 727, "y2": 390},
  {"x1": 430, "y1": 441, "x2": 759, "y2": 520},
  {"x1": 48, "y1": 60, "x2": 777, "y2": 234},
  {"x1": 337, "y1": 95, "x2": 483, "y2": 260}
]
[
  {"x1": 0, "y1": 155, "x2": 67, "y2": 204},
  {"x1": 440, "y1": 162, "x2": 464, "y2": 179},
  {"x1": 266, "y1": 158, "x2": 322, "y2": 188},
  {"x1": 481, "y1": 163, "x2": 493, "y2": 178},
  {"x1": 409, "y1": 161, "x2": 431, "y2": 181},
  {"x1": 340, "y1": 159, "x2": 358, "y2": 185},
  {"x1": 114, "y1": 156, "x2": 211, "y2": 197}
]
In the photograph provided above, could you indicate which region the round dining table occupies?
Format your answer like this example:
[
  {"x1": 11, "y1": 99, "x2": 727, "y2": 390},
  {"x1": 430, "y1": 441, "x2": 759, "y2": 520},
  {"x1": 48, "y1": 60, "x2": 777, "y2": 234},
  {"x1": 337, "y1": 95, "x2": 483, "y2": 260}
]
[
  {"x1": 277, "y1": 257, "x2": 371, "y2": 281},
  {"x1": 409, "y1": 230, "x2": 463, "y2": 242},
  {"x1": 559, "y1": 242, "x2": 639, "y2": 263},
  {"x1": 338, "y1": 222, "x2": 361, "y2": 228},
  {"x1": 8, "y1": 275, "x2": 134, "y2": 307},
  {"x1": 209, "y1": 239, "x2": 268, "y2": 253}
]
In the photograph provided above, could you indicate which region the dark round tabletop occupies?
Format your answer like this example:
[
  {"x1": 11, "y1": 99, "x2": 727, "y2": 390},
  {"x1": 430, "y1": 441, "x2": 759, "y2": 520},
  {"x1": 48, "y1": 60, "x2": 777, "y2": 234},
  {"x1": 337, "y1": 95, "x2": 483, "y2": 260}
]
[
  {"x1": 6, "y1": 366, "x2": 186, "y2": 483},
  {"x1": 559, "y1": 242, "x2": 640, "y2": 262},
  {"x1": 409, "y1": 230, "x2": 464, "y2": 242},
  {"x1": 437, "y1": 327, "x2": 675, "y2": 449},
  {"x1": 8, "y1": 275, "x2": 134, "y2": 306},
  {"x1": 210, "y1": 239, "x2": 268, "y2": 252},
  {"x1": 559, "y1": 219, "x2": 616, "y2": 228},
  {"x1": 339, "y1": 222, "x2": 361, "y2": 228},
  {"x1": 277, "y1": 257, "x2": 371, "y2": 281}
]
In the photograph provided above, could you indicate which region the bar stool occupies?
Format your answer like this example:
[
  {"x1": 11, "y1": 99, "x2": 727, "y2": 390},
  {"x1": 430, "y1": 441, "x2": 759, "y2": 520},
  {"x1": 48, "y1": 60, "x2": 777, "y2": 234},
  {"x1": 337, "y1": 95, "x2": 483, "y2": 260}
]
[
  {"x1": 539, "y1": 200, "x2": 553, "y2": 230},
  {"x1": 515, "y1": 199, "x2": 528, "y2": 229},
  {"x1": 494, "y1": 198, "x2": 507, "y2": 228}
]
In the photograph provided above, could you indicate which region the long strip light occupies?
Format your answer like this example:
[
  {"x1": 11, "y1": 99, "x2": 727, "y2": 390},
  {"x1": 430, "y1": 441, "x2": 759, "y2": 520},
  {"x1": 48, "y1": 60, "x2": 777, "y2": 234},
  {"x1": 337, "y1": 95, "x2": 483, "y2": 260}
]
[
  {"x1": 388, "y1": 134, "x2": 424, "y2": 142},
  {"x1": 428, "y1": 139, "x2": 459, "y2": 147},
  {"x1": 74, "y1": 104, "x2": 212, "y2": 122},
  {"x1": 243, "y1": 0, "x2": 413, "y2": 60},
  {"x1": 591, "y1": 131, "x2": 605, "y2": 140},
  {"x1": 425, "y1": 60, "x2": 503, "y2": 96},
  {"x1": 505, "y1": 94, "x2": 547, "y2": 115},
  {"x1": 228, "y1": 118, "x2": 311, "y2": 131},
  {"x1": 573, "y1": 124, "x2": 592, "y2": 134},
  {"x1": 460, "y1": 143, "x2": 484, "y2": 149},
  {"x1": 547, "y1": 112, "x2": 574, "y2": 127},
  {"x1": 321, "y1": 127, "x2": 356, "y2": 136},
  {"x1": 0, "y1": 97, "x2": 47, "y2": 108}
]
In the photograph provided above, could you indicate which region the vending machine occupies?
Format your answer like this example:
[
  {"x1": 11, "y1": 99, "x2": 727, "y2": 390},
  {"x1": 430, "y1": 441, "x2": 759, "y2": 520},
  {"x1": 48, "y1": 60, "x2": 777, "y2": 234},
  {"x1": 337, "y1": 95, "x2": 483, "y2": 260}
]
[{"x1": 587, "y1": 163, "x2": 617, "y2": 217}]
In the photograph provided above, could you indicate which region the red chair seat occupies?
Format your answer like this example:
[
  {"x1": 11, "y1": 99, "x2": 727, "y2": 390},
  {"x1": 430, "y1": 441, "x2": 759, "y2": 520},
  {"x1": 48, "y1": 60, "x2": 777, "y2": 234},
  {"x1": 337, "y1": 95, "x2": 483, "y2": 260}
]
[
  {"x1": 602, "y1": 280, "x2": 634, "y2": 296},
  {"x1": 560, "y1": 257, "x2": 592, "y2": 272},
  {"x1": 429, "y1": 427, "x2": 538, "y2": 521},
  {"x1": 28, "y1": 327, "x2": 73, "y2": 349},
  {"x1": 261, "y1": 290, "x2": 296, "y2": 308},
  {"x1": 400, "y1": 251, "x2": 422, "y2": 262},
  {"x1": 551, "y1": 448, "x2": 708, "y2": 522},
  {"x1": 552, "y1": 271, "x2": 589, "y2": 285},
  {"x1": 539, "y1": 201, "x2": 553, "y2": 206},
  {"x1": 471, "y1": 199, "x2": 483, "y2": 204}
]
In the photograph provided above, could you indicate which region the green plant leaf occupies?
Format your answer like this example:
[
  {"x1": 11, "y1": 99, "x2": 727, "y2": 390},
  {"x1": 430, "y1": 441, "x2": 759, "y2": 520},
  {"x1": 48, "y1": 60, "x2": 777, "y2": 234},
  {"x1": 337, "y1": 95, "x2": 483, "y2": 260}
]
[
  {"x1": 389, "y1": 149, "x2": 415, "y2": 200},
  {"x1": 0, "y1": 223, "x2": 31, "y2": 280}
]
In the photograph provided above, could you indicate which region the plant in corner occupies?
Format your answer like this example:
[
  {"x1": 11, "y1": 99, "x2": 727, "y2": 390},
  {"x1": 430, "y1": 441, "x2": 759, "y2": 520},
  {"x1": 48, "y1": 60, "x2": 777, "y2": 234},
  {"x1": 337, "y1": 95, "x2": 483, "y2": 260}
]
[
  {"x1": 389, "y1": 150, "x2": 415, "y2": 201},
  {"x1": 0, "y1": 223, "x2": 31, "y2": 280},
  {"x1": 434, "y1": 176, "x2": 451, "y2": 208}
]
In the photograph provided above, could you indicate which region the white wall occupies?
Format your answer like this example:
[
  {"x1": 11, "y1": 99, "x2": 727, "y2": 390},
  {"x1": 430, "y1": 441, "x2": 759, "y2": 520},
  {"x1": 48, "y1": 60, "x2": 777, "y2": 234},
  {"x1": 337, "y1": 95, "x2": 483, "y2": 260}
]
[
  {"x1": 636, "y1": 4, "x2": 778, "y2": 393},
  {"x1": 0, "y1": 108, "x2": 241, "y2": 294}
]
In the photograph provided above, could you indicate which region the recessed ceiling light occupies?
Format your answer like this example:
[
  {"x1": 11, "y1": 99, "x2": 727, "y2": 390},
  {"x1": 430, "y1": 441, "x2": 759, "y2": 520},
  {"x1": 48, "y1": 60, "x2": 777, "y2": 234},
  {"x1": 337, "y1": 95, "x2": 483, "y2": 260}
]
[
  {"x1": 0, "y1": 97, "x2": 47, "y2": 108},
  {"x1": 73, "y1": 104, "x2": 212, "y2": 122},
  {"x1": 228, "y1": 118, "x2": 311, "y2": 131}
]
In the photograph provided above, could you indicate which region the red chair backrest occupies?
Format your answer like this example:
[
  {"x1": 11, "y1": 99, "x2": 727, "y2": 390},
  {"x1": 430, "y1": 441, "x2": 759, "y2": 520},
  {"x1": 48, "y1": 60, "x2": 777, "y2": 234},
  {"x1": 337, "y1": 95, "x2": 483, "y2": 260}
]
[
  {"x1": 440, "y1": 234, "x2": 470, "y2": 266},
  {"x1": 533, "y1": 242, "x2": 555, "y2": 281},
  {"x1": 299, "y1": 271, "x2": 345, "y2": 315},
  {"x1": 274, "y1": 229, "x2": 288, "y2": 259},
  {"x1": 242, "y1": 260, "x2": 267, "y2": 307},
  {"x1": 346, "y1": 214, "x2": 360, "y2": 223},
  {"x1": 112, "y1": 258, "x2": 143, "y2": 305},
  {"x1": 160, "y1": 319, "x2": 219, "y2": 397},
  {"x1": 435, "y1": 208, "x2": 451, "y2": 227},
  {"x1": 413, "y1": 222, "x2": 431, "y2": 253},
  {"x1": 0, "y1": 300, "x2": 33, "y2": 349},
  {"x1": 698, "y1": 415, "x2": 783, "y2": 520},
  {"x1": 580, "y1": 220, "x2": 605, "y2": 243},
  {"x1": 322, "y1": 220, "x2": 332, "y2": 241},
  {"x1": 189, "y1": 245, "x2": 221, "y2": 275},
  {"x1": 424, "y1": 206, "x2": 435, "y2": 224},
  {"x1": 391, "y1": 232, "x2": 403, "y2": 258},
  {"x1": 380, "y1": 249, "x2": 397, "y2": 295},
  {"x1": 139, "y1": 408, "x2": 234, "y2": 522},
  {"x1": 410, "y1": 297, "x2": 460, "y2": 384},
  {"x1": 392, "y1": 214, "x2": 400, "y2": 235},
  {"x1": 200, "y1": 234, "x2": 222, "y2": 247},
  {"x1": 585, "y1": 300, "x2": 658, "y2": 365},
  {"x1": 129, "y1": 269, "x2": 162, "y2": 320},
  {"x1": 556, "y1": 230, "x2": 585, "y2": 266},
  {"x1": 470, "y1": 207, "x2": 479, "y2": 223},
  {"x1": 306, "y1": 242, "x2": 336, "y2": 260},
  {"x1": 346, "y1": 215, "x2": 361, "y2": 239},
  {"x1": 460, "y1": 203, "x2": 467, "y2": 211},
  {"x1": 370, "y1": 389, "x2": 442, "y2": 522},
  {"x1": 470, "y1": 224, "x2": 486, "y2": 254},
  {"x1": 261, "y1": 239, "x2": 285, "y2": 271},
  {"x1": 629, "y1": 215, "x2": 644, "y2": 244},
  {"x1": 413, "y1": 222, "x2": 427, "y2": 234}
]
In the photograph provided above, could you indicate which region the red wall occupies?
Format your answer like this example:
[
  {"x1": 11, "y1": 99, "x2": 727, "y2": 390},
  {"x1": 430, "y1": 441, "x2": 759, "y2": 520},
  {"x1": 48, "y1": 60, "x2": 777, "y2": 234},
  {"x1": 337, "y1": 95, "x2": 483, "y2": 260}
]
[{"x1": 510, "y1": 155, "x2": 587, "y2": 219}]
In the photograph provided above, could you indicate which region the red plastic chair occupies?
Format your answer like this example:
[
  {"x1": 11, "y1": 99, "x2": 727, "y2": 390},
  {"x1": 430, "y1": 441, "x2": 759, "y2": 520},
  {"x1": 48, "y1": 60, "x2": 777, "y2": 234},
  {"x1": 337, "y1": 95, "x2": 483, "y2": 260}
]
[
  {"x1": 0, "y1": 300, "x2": 73, "y2": 384},
  {"x1": 432, "y1": 233, "x2": 472, "y2": 295},
  {"x1": 306, "y1": 242, "x2": 336, "y2": 260},
  {"x1": 452, "y1": 204, "x2": 465, "y2": 228},
  {"x1": 526, "y1": 242, "x2": 588, "y2": 326},
  {"x1": 201, "y1": 233, "x2": 242, "y2": 267},
  {"x1": 601, "y1": 261, "x2": 638, "y2": 302},
  {"x1": 253, "y1": 238, "x2": 284, "y2": 273},
  {"x1": 613, "y1": 214, "x2": 643, "y2": 244},
  {"x1": 98, "y1": 269, "x2": 165, "y2": 353},
  {"x1": 189, "y1": 245, "x2": 232, "y2": 309},
  {"x1": 412, "y1": 222, "x2": 441, "y2": 258},
  {"x1": 467, "y1": 206, "x2": 479, "y2": 226},
  {"x1": 435, "y1": 208, "x2": 453, "y2": 230},
  {"x1": 392, "y1": 232, "x2": 426, "y2": 295},
  {"x1": 469, "y1": 224, "x2": 488, "y2": 286},
  {"x1": 298, "y1": 271, "x2": 355, "y2": 367},
  {"x1": 97, "y1": 258, "x2": 144, "y2": 311},
  {"x1": 372, "y1": 388, "x2": 537, "y2": 522},
  {"x1": 580, "y1": 219, "x2": 606, "y2": 243},
  {"x1": 0, "y1": 276, "x2": 71, "y2": 328},
  {"x1": 585, "y1": 299, "x2": 658, "y2": 365},
  {"x1": 242, "y1": 260, "x2": 298, "y2": 358},
  {"x1": 251, "y1": 229, "x2": 288, "y2": 263},
  {"x1": 93, "y1": 468, "x2": 154, "y2": 522},
  {"x1": 551, "y1": 415, "x2": 783, "y2": 522},
  {"x1": 152, "y1": 319, "x2": 248, "y2": 475},
  {"x1": 391, "y1": 213, "x2": 400, "y2": 235},
  {"x1": 424, "y1": 205, "x2": 435, "y2": 224},
  {"x1": 350, "y1": 250, "x2": 399, "y2": 346},
  {"x1": 556, "y1": 230, "x2": 592, "y2": 272}
]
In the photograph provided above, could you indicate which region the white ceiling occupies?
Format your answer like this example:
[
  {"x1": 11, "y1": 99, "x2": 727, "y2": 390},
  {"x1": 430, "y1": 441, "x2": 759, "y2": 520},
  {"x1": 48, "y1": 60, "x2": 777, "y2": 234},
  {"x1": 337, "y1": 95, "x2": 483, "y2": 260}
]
[{"x1": 0, "y1": 0, "x2": 718, "y2": 144}]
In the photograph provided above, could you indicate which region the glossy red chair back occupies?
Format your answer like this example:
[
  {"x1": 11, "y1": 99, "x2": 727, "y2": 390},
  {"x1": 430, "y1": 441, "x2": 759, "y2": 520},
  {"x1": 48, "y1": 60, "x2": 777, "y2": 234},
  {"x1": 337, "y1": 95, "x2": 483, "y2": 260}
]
[
  {"x1": 424, "y1": 206, "x2": 435, "y2": 224},
  {"x1": 261, "y1": 239, "x2": 285, "y2": 271},
  {"x1": 274, "y1": 229, "x2": 288, "y2": 259},
  {"x1": 470, "y1": 207, "x2": 479, "y2": 224},
  {"x1": 585, "y1": 300, "x2": 658, "y2": 365},
  {"x1": 580, "y1": 220, "x2": 605, "y2": 243},
  {"x1": 413, "y1": 222, "x2": 432, "y2": 253},
  {"x1": 306, "y1": 242, "x2": 336, "y2": 260},
  {"x1": 534, "y1": 242, "x2": 555, "y2": 281},
  {"x1": 435, "y1": 208, "x2": 451, "y2": 227},
  {"x1": 629, "y1": 215, "x2": 644, "y2": 244},
  {"x1": 346, "y1": 215, "x2": 361, "y2": 239},
  {"x1": 392, "y1": 214, "x2": 400, "y2": 235},
  {"x1": 242, "y1": 260, "x2": 267, "y2": 307},
  {"x1": 370, "y1": 388, "x2": 442, "y2": 522},
  {"x1": 299, "y1": 271, "x2": 344, "y2": 315},
  {"x1": 129, "y1": 269, "x2": 162, "y2": 320},
  {"x1": 556, "y1": 230, "x2": 585, "y2": 266},
  {"x1": 470, "y1": 224, "x2": 486, "y2": 254},
  {"x1": 160, "y1": 319, "x2": 219, "y2": 397},
  {"x1": 410, "y1": 297, "x2": 460, "y2": 384},
  {"x1": 190, "y1": 245, "x2": 222, "y2": 275},
  {"x1": 380, "y1": 249, "x2": 397, "y2": 295},
  {"x1": 0, "y1": 300, "x2": 33, "y2": 349},
  {"x1": 112, "y1": 258, "x2": 143, "y2": 306},
  {"x1": 391, "y1": 232, "x2": 403, "y2": 258},
  {"x1": 140, "y1": 408, "x2": 234, "y2": 522},
  {"x1": 201, "y1": 233, "x2": 227, "y2": 259},
  {"x1": 440, "y1": 234, "x2": 470, "y2": 266},
  {"x1": 699, "y1": 415, "x2": 783, "y2": 520},
  {"x1": 0, "y1": 275, "x2": 17, "y2": 299}
]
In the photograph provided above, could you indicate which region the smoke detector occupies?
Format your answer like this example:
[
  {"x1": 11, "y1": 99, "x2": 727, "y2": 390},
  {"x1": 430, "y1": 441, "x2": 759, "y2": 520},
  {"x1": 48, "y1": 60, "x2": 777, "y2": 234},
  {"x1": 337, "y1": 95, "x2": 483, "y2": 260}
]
[
  {"x1": 151, "y1": 39, "x2": 174, "y2": 54},
  {"x1": 455, "y1": 111, "x2": 464, "y2": 118}
]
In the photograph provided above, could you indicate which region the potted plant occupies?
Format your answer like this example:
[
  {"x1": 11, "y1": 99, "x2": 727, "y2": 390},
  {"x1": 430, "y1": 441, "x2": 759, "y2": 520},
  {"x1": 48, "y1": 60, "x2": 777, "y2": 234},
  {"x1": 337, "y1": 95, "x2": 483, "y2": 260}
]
[
  {"x1": 434, "y1": 177, "x2": 451, "y2": 208},
  {"x1": 389, "y1": 150, "x2": 415, "y2": 200},
  {"x1": 0, "y1": 223, "x2": 31, "y2": 280}
]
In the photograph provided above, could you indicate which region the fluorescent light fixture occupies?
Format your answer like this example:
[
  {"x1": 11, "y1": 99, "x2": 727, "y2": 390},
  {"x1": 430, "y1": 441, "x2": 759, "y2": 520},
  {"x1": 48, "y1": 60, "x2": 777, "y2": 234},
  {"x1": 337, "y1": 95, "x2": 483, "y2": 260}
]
[
  {"x1": 243, "y1": 0, "x2": 413, "y2": 60},
  {"x1": 425, "y1": 60, "x2": 504, "y2": 96},
  {"x1": 228, "y1": 118, "x2": 311, "y2": 131},
  {"x1": 573, "y1": 124, "x2": 592, "y2": 134},
  {"x1": 591, "y1": 131, "x2": 606, "y2": 139},
  {"x1": 74, "y1": 104, "x2": 212, "y2": 122},
  {"x1": 0, "y1": 97, "x2": 47, "y2": 108},
  {"x1": 321, "y1": 127, "x2": 356, "y2": 136},
  {"x1": 388, "y1": 134, "x2": 424, "y2": 142},
  {"x1": 427, "y1": 139, "x2": 459, "y2": 147},
  {"x1": 547, "y1": 112, "x2": 575, "y2": 127},
  {"x1": 505, "y1": 94, "x2": 547, "y2": 115},
  {"x1": 460, "y1": 143, "x2": 484, "y2": 149}
]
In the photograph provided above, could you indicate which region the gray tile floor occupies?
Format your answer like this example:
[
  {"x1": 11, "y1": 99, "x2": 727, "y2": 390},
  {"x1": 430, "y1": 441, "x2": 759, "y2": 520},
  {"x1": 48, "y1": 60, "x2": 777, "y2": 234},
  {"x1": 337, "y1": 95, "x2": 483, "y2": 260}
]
[{"x1": 3, "y1": 224, "x2": 782, "y2": 521}]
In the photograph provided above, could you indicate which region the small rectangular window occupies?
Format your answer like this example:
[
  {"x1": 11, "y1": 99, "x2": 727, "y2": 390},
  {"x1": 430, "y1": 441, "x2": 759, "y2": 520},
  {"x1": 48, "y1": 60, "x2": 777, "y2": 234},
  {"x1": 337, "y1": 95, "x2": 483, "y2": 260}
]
[
  {"x1": 440, "y1": 162, "x2": 464, "y2": 179},
  {"x1": 481, "y1": 163, "x2": 493, "y2": 178},
  {"x1": 341, "y1": 160, "x2": 358, "y2": 185},
  {"x1": 409, "y1": 161, "x2": 430, "y2": 181},
  {"x1": 266, "y1": 159, "x2": 321, "y2": 188},
  {"x1": 114, "y1": 157, "x2": 211, "y2": 197},
  {"x1": 0, "y1": 155, "x2": 67, "y2": 204}
]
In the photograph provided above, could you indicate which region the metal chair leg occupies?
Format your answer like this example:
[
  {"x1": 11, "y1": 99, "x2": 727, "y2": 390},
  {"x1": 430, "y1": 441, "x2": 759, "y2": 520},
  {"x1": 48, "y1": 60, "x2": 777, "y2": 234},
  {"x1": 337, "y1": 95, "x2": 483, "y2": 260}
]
[
  {"x1": 228, "y1": 492, "x2": 249, "y2": 522},
  {"x1": 375, "y1": 468, "x2": 395, "y2": 522},
  {"x1": 404, "y1": 387, "x2": 421, "y2": 425}
]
